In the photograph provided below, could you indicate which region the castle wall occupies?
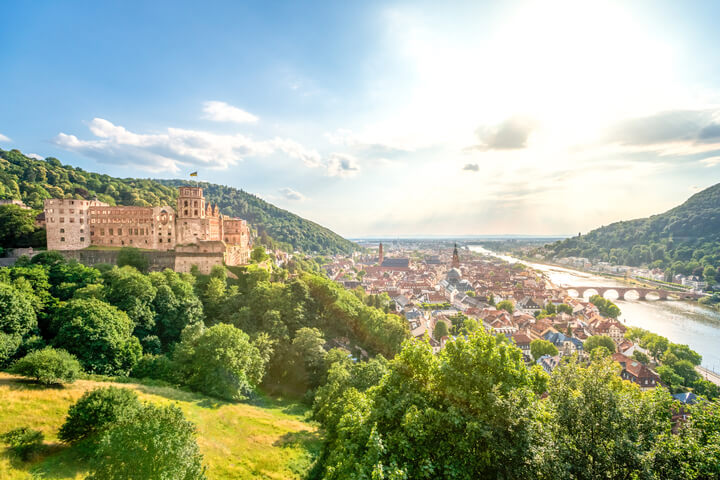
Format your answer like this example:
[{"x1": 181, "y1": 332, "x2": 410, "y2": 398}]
[
  {"x1": 45, "y1": 198, "x2": 108, "y2": 250},
  {"x1": 88, "y1": 205, "x2": 175, "y2": 250}
]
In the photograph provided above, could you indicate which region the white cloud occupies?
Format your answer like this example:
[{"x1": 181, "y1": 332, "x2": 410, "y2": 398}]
[
  {"x1": 0, "y1": 133, "x2": 11, "y2": 142},
  {"x1": 202, "y1": 101, "x2": 258, "y2": 124},
  {"x1": 462, "y1": 163, "x2": 479, "y2": 172},
  {"x1": 700, "y1": 156, "x2": 720, "y2": 167},
  {"x1": 327, "y1": 153, "x2": 360, "y2": 177},
  {"x1": 55, "y1": 118, "x2": 273, "y2": 173},
  {"x1": 54, "y1": 117, "x2": 361, "y2": 178},
  {"x1": 27, "y1": 153, "x2": 44, "y2": 160},
  {"x1": 279, "y1": 187, "x2": 305, "y2": 201}
]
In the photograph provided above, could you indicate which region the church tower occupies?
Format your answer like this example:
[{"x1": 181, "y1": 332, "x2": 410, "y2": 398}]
[
  {"x1": 451, "y1": 243, "x2": 460, "y2": 269},
  {"x1": 378, "y1": 242, "x2": 384, "y2": 265}
]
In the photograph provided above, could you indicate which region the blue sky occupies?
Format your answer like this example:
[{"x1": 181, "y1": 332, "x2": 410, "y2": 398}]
[{"x1": 3, "y1": 0, "x2": 720, "y2": 237}]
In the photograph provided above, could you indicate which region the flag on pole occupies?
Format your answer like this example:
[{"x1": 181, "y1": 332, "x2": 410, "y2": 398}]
[{"x1": 190, "y1": 171, "x2": 198, "y2": 177}]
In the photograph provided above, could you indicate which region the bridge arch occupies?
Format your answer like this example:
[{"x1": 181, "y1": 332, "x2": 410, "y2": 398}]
[
  {"x1": 580, "y1": 288, "x2": 599, "y2": 299},
  {"x1": 600, "y1": 289, "x2": 620, "y2": 300}
]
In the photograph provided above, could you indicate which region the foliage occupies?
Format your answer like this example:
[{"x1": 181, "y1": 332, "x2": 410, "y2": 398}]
[
  {"x1": 174, "y1": 323, "x2": 270, "y2": 400},
  {"x1": 0, "y1": 282, "x2": 37, "y2": 365},
  {"x1": 0, "y1": 427, "x2": 44, "y2": 461},
  {"x1": 546, "y1": 357, "x2": 674, "y2": 479},
  {"x1": 589, "y1": 294, "x2": 621, "y2": 318},
  {"x1": 10, "y1": 347, "x2": 81, "y2": 385},
  {"x1": 130, "y1": 354, "x2": 176, "y2": 383},
  {"x1": 496, "y1": 299, "x2": 514, "y2": 313},
  {"x1": 0, "y1": 204, "x2": 44, "y2": 249},
  {"x1": 316, "y1": 332, "x2": 549, "y2": 479},
  {"x1": 116, "y1": 247, "x2": 149, "y2": 273},
  {"x1": 58, "y1": 386, "x2": 141, "y2": 444},
  {"x1": 87, "y1": 403, "x2": 206, "y2": 480},
  {"x1": 250, "y1": 245, "x2": 270, "y2": 263},
  {"x1": 53, "y1": 298, "x2": 142, "y2": 375},
  {"x1": 584, "y1": 335, "x2": 616, "y2": 353},
  {"x1": 530, "y1": 338, "x2": 558, "y2": 361},
  {"x1": 433, "y1": 319, "x2": 449, "y2": 339}
]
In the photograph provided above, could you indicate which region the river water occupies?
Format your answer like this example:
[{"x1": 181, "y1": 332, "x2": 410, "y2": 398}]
[{"x1": 468, "y1": 245, "x2": 720, "y2": 371}]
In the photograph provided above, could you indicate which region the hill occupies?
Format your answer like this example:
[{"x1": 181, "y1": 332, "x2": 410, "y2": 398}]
[
  {"x1": 542, "y1": 183, "x2": 720, "y2": 281},
  {"x1": 0, "y1": 372, "x2": 319, "y2": 480},
  {"x1": 0, "y1": 148, "x2": 358, "y2": 254}
]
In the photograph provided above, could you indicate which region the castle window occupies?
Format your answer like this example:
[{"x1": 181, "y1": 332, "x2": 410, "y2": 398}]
[
  {"x1": 194, "y1": 210, "x2": 198, "y2": 215},
  {"x1": 60, "y1": 228, "x2": 65, "y2": 233},
  {"x1": 69, "y1": 217, "x2": 75, "y2": 223},
  {"x1": 194, "y1": 201, "x2": 198, "y2": 207},
  {"x1": 60, "y1": 237, "x2": 65, "y2": 242},
  {"x1": 60, "y1": 217, "x2": 65, "y2": 223},
  {"x1": 184, "y1": 210, "x2": 188, "y2": 216},
  {"x1": 80, "y1": 237, "x2": 84, "y2": 242},
  {"x1": 118, "y1": 228, "x2": 122, "y2": 235},
  {"x1": 80, "y1": 228, "x2": 84, "y2": 233},
  {"x1": 109, "y1": 228, "x2": 114, "y2": 235},
  {"x1": 70, "y1": 201, "x2": 74, "y2": 205},
  {"x1": 184, "y1": 200, "x2": 188, "y2": 207},
  {"x1": 100, "y1": 229, "x2": 105, "y2": 235},
  {"x1": 69, "y1": 209, "x2": 74, "y2": 214},
  {"x1": 80, "y1": 218, "x2": 84, "y2": 224},
  {"x1": 159, "y1": 238, "x2": 163, "y2": 243}
]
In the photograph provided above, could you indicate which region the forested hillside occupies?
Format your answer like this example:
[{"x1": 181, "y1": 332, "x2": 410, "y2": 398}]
[
  {"x1": 0, "y1": 149, "x2": 357, "y2": 254},
  {"x1": 543, "y1": 183, "x2": 720, "y2": 281}
]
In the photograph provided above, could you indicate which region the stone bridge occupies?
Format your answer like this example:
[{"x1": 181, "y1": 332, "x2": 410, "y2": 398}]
[{"x1": 567, "y1": 286, "x2": 704, "y2": 301}]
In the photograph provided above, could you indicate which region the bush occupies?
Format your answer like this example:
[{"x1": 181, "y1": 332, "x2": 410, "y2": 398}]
[
  {"x1": 88, "y1": 403, "x2": 206, "y2": 480},
  {"x1": 130, "y1": 354, "x2": 176, "y2": 383},
  {"x1": 58, "y1": 387, "x2": 141, "y2": 444},
  {"x1": 10, "y1": 347, "x2": 82, "y2": 385},
  {"x1": 1, "y1": 427, "x2": 44, "y2": 461}
]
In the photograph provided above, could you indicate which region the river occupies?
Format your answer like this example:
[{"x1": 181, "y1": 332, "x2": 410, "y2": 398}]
[{"x1": 468, "y1": 245, "x2": 720, "y2": 371}]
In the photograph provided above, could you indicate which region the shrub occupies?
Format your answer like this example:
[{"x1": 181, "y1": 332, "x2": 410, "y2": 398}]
[
  {"x1": 88, "y1": 403, "x2": 206, "y2": 480},
  {"x1": 1, "y1": 427, "x2": 44, "y2": 461},
  {"x1": 10, "y1": 347, "x2": 82, "y2": 385},
  {"x1": 58, "y1": 386, "x2": 141, "y2": 444},
  {"x1": 130, "y1": 354, "x2": 176, "y2": 383}
]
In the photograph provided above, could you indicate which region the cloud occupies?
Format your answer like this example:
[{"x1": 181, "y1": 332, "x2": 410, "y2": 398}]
[
  {"x1": 55, "y1": 118, "x2": 274, "y2": 173},
  {"x1": 278, "y1": 187, "x2": 305, "y2": 201},
  {"x1": 202, "y1": 101, "x2": 258, "y2": 124},
  {"x1": 27, "y1": 153, "x2": 44, "y2": 160},
  {"x1": 55, "y1": 117, "x2": 361, "y2": 178},
  {"x1": 462, "y1": 163, "x2": 479, "y2": 172},
  {"x1": 327, "y1": 153, "x2": 360, "y2": 177},
  {"x1": 605, "y1": 110, "x2": 713, "y2": 146},
  {"x1": 468, "y1": 115, "x2": 537, "y2": 151},
  {"x1": 700, "y1": 156, "x2": 720, "y2": 167},
  {"x1": 0, "y1": 133, "x2": 10, "y2": 142}
]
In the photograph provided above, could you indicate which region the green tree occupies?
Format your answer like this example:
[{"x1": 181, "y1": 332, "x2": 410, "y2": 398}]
[
  {"x1": 530, "y1": 339, "x2": 559, "y2": 362},
  {"x1": 0, "y1": 282, "x2": 37, "y2": 365},
  {"x1": 10, "y1": 347, "x2": 81, "y2": 385},
  {"x1": 59, "y1": 387, "x2": 141, "y2": 444},
  {"x1": 102, "y1": 266, "x2": 157, "y2": 335},
  {"x1": 290, "y1": 327, "x2": 327, "y2": 390},
  {"x1": 250, "y1": 245, "x2": 269, "y2": 263},
  {"x1": 433, "y1": 319, "x2": 449, "y2": 340},
  {"x1": 496, "y1": 299, "x2": 514, "y2": 313},
  {"x1": 546, "y1": 357, "x2": 673, "y2": 479},
  {"x1": 632, "y1": 350, "x2": 651, "y2": 364},
  {"x1": 116, "y1": 247, "x2": 150, "y2": 273},
  {"x1": 0, "y1": 427, "x2": 44, "y2": 461},
  {"x1": 53, "y1": 298, "x2": 142, "y2": 375},
  {"x1": 589, "y1": 295, "x2": 621, "y2": 318},
  {"x1": 556, "y1": 303, "x2": 573, "y2": 314},
  {"x1": 174, "y1": 323, "x2": 270, "y2": 400},
  {"x1": 88, "y1": 403, "x2": 206, "y2": 480},
  {"x1": 584, "y1": 335, "x2": 616, "y2": 353},
  {"x1": 0, "y1": 204, "x2": 38, "y2": 248}
]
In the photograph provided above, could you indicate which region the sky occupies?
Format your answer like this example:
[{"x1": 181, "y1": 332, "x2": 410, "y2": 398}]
[{"x1": 3, "y1": 0, "x2": 720, "y2": 238}]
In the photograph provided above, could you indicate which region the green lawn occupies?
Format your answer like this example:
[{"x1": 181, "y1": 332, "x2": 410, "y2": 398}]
[{"x1": 0, "y1": 373, "x2": 321, "y2": 479}]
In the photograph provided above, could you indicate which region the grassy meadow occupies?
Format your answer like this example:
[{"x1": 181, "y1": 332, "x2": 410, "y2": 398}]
[{"x1": 0, "y1": 372, "x2": 321, "y2": 479}]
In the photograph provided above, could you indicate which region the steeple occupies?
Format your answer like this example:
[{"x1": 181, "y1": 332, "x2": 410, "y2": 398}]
[
  {"x1": 452, "y1": 243, "x2": 460, "y2": 269},
  {"x1": 378, "y1": 242, "x2": 384, "y2": 265}
]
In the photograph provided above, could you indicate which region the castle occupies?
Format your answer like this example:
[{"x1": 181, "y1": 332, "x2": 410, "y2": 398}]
[{"x1": 44, "y1": 186, "x2": 251, "y2": 273}]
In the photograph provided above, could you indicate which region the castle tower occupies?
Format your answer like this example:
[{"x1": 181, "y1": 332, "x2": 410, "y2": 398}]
[
  {"x1": 177, "y1": 186, "x2": 206, "y2": 244},
  {"x1": 378, "y1": 242, "x2": 384, "y2": 265},
  {"x1": 452, "y1": 243, "x2": 460, "y2": 269}
]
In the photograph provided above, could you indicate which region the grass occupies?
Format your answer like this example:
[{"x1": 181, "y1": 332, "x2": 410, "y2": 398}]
[{"x1": 0, "y1": 372, "x2": 321, "y2": 479}]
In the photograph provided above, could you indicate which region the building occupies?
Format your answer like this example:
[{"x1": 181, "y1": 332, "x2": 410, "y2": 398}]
[
  {"x1": 612, "y1": 353, "x2": 660, "y2": 389},
  {"x1": 44, "y1": 186, "x2": 251, "y2": 273}
]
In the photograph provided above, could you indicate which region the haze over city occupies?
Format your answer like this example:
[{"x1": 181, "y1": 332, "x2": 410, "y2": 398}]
[{"x1": 3, "y1": 0, "x2": 720, "y2": 236}]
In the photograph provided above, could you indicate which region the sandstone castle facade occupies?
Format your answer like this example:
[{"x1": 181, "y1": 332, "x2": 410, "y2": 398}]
[{"x1": 44, "y1": 186, "x2": 251, "y2": 273}]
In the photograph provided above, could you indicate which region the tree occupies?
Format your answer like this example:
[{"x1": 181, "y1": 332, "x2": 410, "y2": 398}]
[
  {"x1": 59, "y1": 387, "x2": 141, "y2": 444},
  {"x1": 642, "y1": 333, "x2": 670, "y2": 361},
  {"x1": 116, "y1": 247, "x2": 149, "y2": 273},
  {"x1": 433, "y1": 319, "x2": 449, "y2": 340},
  {"x1": 584, "y1": 335, "x2": 616, "y2": 353},
  {"x1": 589, "y1": 295, "x2": 621, "y2": 318},
  {"x1": 496, "y1": 300, "x2": 514, "y2": 313},
  {"x1": 632, "y1": 350, "x2": 651, "y2": 365},
  {"x1": 530, "y1": 339, "x2": 558, "y2": 361},
  {"x1": 290, "y1": 327, "x2": 327, "y2": 390},
  {"x1": 88, "y1": 403, "x2": 206, "y2": 480},
  {"x1": 0, "y1": 427, "x2": 44, "y2": 461},
  {"x1": 0, "y1": 204, "x2": 37, "y2": 248},
  {"x1": 10, "y1": 347, "x2": 81, "y2": 385},
  {"x1": 250, "y1": 245, "x2": 269, "y2": 263},
  {"x1": 102, "y1": 266, "x2": 157, "y2": 336},
  {"x1": 149, "y1": 270, "x2": 203, "y2": 348},
  {"x1": 703, "y1": 265, "x2": 717, "y2": 284},
  {"x1": 556, "y1": 303, "x2": 573, "y2": 314},
  {"x1": 174, "y1": 323, "x2": 270, "y2": 400},
  {"x1": 0, "y1": 282, "x2": 37, "y2": 365},
  {"x1": 52, "y1": 298, "x2": 142, "y2": 375},
  {"x1": 546, "y1": 357, "x2": 674, "y2": 480}
]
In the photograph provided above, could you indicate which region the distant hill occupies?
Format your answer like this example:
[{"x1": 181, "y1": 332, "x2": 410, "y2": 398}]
[
  {"x1": 541, "y1": 183, "x2": 720, "y2": 281},
  {"x1": 0, "y1": 148, "x2": 358, "y2": 254}
]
